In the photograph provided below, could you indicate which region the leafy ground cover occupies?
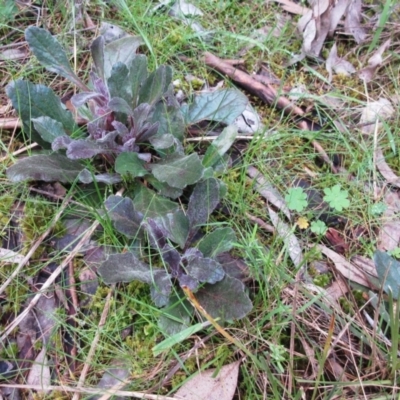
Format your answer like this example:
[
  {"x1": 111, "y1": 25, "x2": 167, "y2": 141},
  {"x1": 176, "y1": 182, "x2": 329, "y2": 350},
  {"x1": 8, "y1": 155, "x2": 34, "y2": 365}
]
[{"x1": 1, "y1": 0, "x2": 400, "y2": 398}]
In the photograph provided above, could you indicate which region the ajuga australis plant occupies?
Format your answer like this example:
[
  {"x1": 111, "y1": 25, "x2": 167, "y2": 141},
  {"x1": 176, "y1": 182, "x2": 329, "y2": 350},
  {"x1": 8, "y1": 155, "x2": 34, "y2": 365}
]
[{"x1": 6, "y1": 26, "x2": 253, "y2": 333}]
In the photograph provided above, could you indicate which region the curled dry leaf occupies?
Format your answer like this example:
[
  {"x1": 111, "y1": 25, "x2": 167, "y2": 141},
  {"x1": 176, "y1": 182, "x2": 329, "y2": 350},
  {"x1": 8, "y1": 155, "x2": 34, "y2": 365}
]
[
  {"x1": 0, "y1": 47, "x2": 28, "y2": 61},
  {"x1": 344, "y1": 0, "x2": 367, "y2": 44},
  {"x1": 0, "y1": 248, "x2": 25, "y2": 264},
  {"x1": 326, "y1": 43, "x2": 355, "y2": 82},
  {"x1": 328, "y1": 0, "x2": 349, "y2": 36},
  {"x1": 359, "y1": 98, "x2": 394, "y2": 135},
  {"x1": 272, "y1": 0, "x2": 310, "y2": 15},
  {"x1": 297, "y1": 0, "x2": 344, "y2": 58},
  {"x1": 318, "y1": 244, "x2": 378, "y2": 289},
  {"x1": 359, "y1": 39, "x2": 391, "y2": 82},
  {"x1": 377, "y1": 191, "x2": 400, "y2": 252},
  {"x1": 375, "y1": 147, "x2": 400, "y2": 189},
  {"x1": 26, "y1": 348, "x2": 51, "y2": 393},
  {"x1": 174, "y1": 360, "x2": 240, "y2": 400}
]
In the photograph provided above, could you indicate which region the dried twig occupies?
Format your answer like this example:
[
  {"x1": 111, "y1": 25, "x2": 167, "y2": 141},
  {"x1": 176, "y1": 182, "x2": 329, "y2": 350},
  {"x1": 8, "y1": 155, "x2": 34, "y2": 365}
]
[
  {"x1": 245, "y1": 212, "x2": 275, "y2": 233},
  {"x1": 0, "y1": 142, "x2": 39, "y2": 162},
  {"x1": 0, "y1": 384, "x2": 177, "y2": 400}
]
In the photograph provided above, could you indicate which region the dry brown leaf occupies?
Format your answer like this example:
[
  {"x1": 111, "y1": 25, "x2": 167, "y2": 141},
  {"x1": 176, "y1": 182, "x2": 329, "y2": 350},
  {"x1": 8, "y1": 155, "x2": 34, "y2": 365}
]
[
  {"x1": 326, "y1": 277, "x2": 349, "y2": 300},
  {"x1": 26, "y1": 348, "x2": 51, "y2": 393},
  {"x1": 328, "y1": 0, "x2": 350, "y2": 35},
  {"x1": 375, "y1": 147, "x2": 400, "y2": 189},
  {"x1": 0, "y1": 47, "x2": 28, "y2": 61},
  {"x1": 326, "y1": 42, "x2": 356, "y2": 82},
  {"x1": 351, "y1": 255, "x2": 379, "y2": 278},
  {"x1": 0, "y1": 248, "x2": 25, "y2": 264},
  {"x1": 359, "y1": 98, "x2": 394, "y2": 135},
  {"x1": 359, "y1": 39, "x2": 391, "y2": 82},
  {"x1": 174, "y1": 361, "x2": 240, "y2": 400},
  {"x1": 318, "y1": 244, "x2": 377, "y2": 288},
  {"x1": 377, "y1": 191, "x2": 400, "y2": 251},
  {"x1": 269, "y1": 207, "x2": 303, "y2": 267},
  {"x1": 272, "y1": 0, "x2": 310, "y2": 15},
  {"x1": 344, "y1": 0, "x2": 367, "y2": 43}
]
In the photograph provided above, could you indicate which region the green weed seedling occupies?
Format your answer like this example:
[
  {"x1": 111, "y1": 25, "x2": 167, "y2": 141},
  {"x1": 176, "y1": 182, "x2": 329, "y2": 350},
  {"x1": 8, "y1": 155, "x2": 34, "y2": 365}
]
[
  {"x1": 322, "y1": 184, "x2": 350, "y2": 212},
  {"x1": 6, "y1": 26, "x2": 254, "y2": 334}
]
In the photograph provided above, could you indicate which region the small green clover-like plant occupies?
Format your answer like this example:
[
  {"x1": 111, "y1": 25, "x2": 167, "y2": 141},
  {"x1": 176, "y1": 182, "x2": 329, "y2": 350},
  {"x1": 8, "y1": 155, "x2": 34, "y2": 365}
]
[
  {"x1": 323, "y1": 184, "x2": 350, "y2": 212},
  {"x1": 310, "y1": 220, "x2": 328, "y2": 235},
  {"x1": 371, "y1": 202, "x2": 387, "y2": 216},
  {"x1": 388, "y1": 247, "x2": 400, "y2": 259},
  {"x1": 285, "y1": 187, "x2": 308, "y2": 212}
]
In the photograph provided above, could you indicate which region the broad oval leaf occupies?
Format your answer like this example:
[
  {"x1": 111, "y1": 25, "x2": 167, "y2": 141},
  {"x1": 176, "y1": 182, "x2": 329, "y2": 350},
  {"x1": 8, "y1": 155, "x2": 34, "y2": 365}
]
[
  {"x1": 104, "y1": 195, "x2": 143, "y2": 238},
  {"x1": 146, "y1": 176, "x2": 183, "y2": 199},
  {"x1": 108, "y1": 97, "x2": 133, "y2": 116},
  {"x1": 130, "y1": 54, "x2": 148, "y2": 108},
  {"x1": 66, "y1": 139, "x2": 104, "y2": 159},
  {"x1": 90, "y1": 36, "x2": 105, "y2": 81},
  {"x1": 6, "y1": 154, "x2": 84, "y2": 183},
  {"x1": 138, "y1": 65, "x2": 172, "y2": 106},
  {"x1": 115, "y1": 152, "x2": 148, "y2": 177},
  {"x1": 158, "y1": 295, "x2": 193, "y2": 336},
  {"x1": 151, "y1": 153, "x2": 204, "y2": 189},
  {"x1": 78, "y1": 170, "x2": 122, "y2": 184},
  {"x1": 198, "y1": 227, "x2": 236, "y2": 258},
  {"x1": 32, "y1": 116, "x2": 68, "y2": 143},
  {"x1": 6, "y1": 80, "x2": 77, "y2": 146},
  {"x1": 147, "y1": 211, "x2": 189, "y2": 249},
  {"x1": 183, "y1": 250, "x2": 225, "y2": 284},
  {"x1": 108, "y1": 62, "x2": 131, "y2": 103},
  {"x1": 202, "y1": 125, "x2": 238, "y2": 168},
  {"x1": 151, "y1": 270, "x2": 173, "y2": 307},
  {"x1": 149, "y1": 134, "x2": 175, "y2": 150},
  {"x1": 133, "y1": 186, "x2": 179, "y2": 218},
  {"x1": 25, "y1": 27, "x2": 84, "y2": 89},
  {"x1": 195, "y1": 275, "x2": 252, "y2": 320},
  {"x1": 98, "y1": 252, "x2": 152, "y2": 284},
  {"x1": 104, "y1": 35, "x2": 144, "y2": 79},
  {"x1": 186, "y1": 89, "x2": 248, "y2": 125},
  {"x1": 187, "y1": 178, "x2": 220, "y2": 242},
  {"x1": 374, "y1": 250, "x2": 400, "y2": 299}
]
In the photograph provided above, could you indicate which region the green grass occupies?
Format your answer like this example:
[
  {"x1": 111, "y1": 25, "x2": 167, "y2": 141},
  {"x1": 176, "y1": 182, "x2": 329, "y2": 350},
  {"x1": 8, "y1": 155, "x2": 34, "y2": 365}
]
[{"x1": 1, "y1": 0, "x2": 400, "y2": 398}]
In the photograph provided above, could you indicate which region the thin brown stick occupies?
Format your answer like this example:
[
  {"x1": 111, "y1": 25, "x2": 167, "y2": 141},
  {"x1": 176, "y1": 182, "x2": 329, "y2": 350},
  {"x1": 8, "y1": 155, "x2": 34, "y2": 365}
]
[
  {"x1": 72, "y1": 286, "x2": 115, "y2": 400},
  {"x1": 0, "y1": 142, "x2": 39, "y2": 162},
  {"x1": 203, "y1": 51, "x2": 306, "y2": 120},
  {"x1": 0, "y1": 384, "x2": 177, "y2": 400},
  {"x1": 0, "y1": 196, "x2": 71, "y2": 296},
  {"x1": 202, "y1": 52, "x2": 341, "y2": 174},
  {"x1": 68, "y1": 260, "x2": 79, "y2": 372},
  {"x1": 245, "y1": 212, "x2": 275, "y2": 233}
]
